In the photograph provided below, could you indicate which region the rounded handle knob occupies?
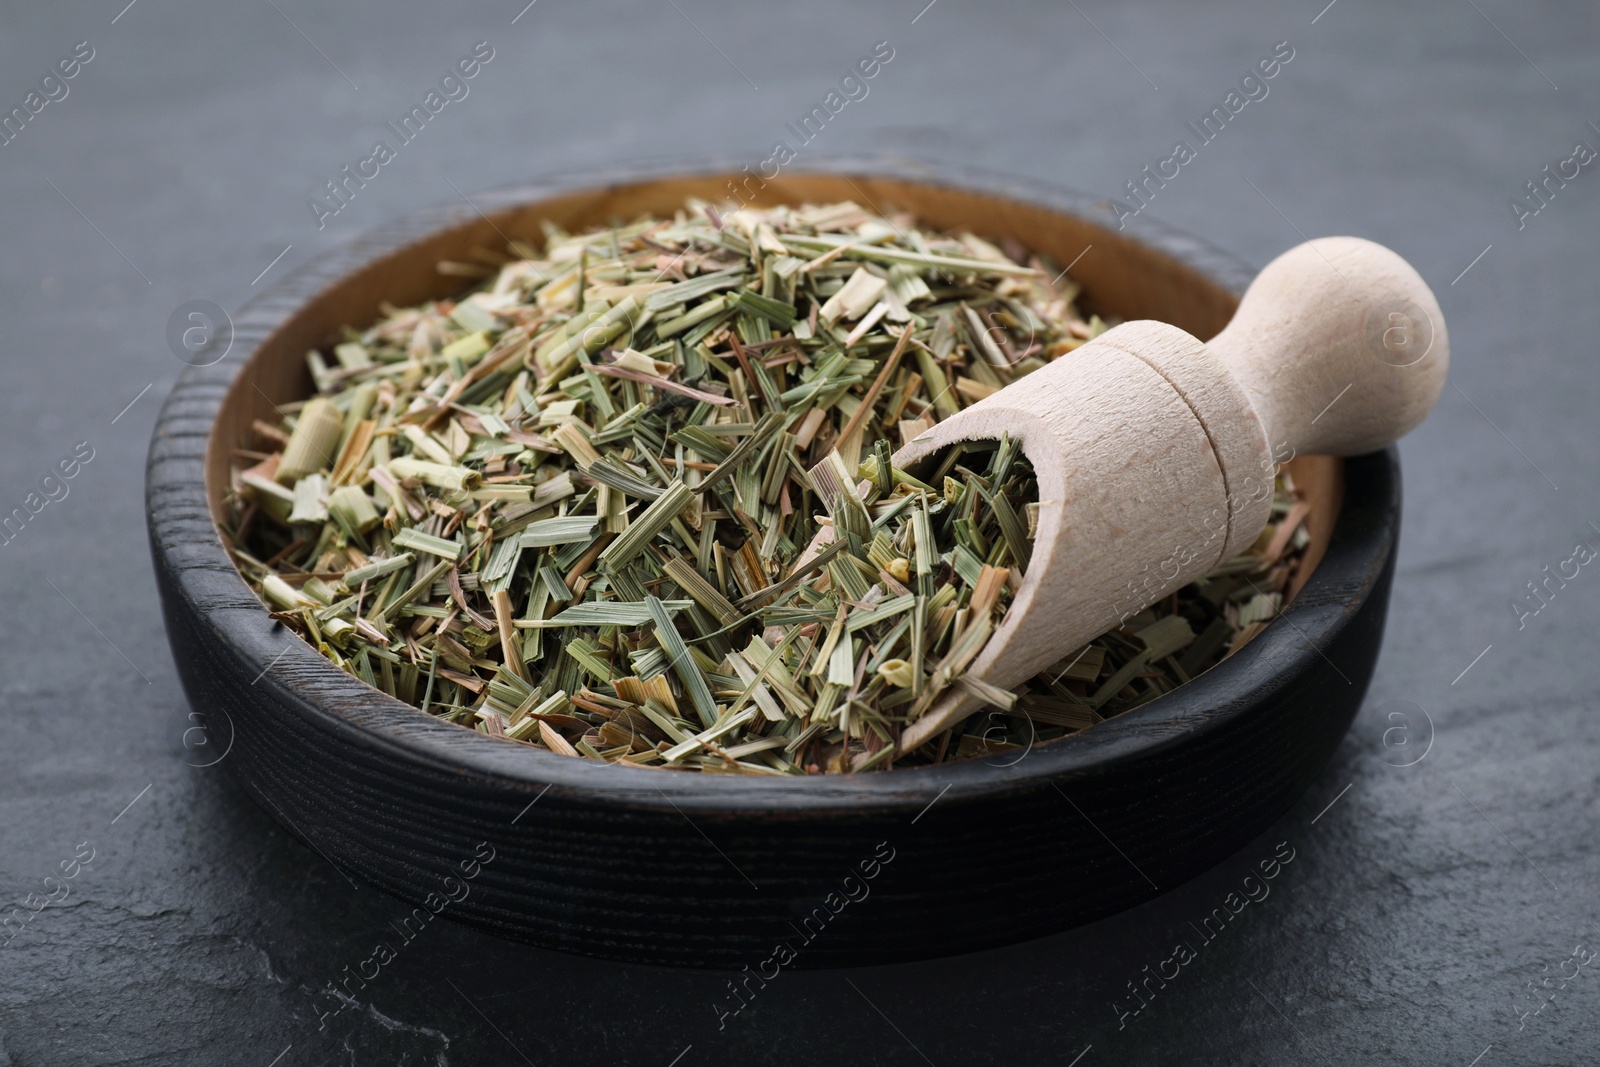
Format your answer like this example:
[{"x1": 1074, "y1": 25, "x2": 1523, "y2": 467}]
[{"x1": 1208, "y1": 236, "x2": 1448, "y2": 457}]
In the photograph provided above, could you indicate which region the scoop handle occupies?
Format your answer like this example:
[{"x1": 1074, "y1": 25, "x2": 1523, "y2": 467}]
[
  {"x1": 1209, "y1": 235, "x2": 1448, "y2": 457},
  {"x1": 894, "y1": 236, "x2": 1447, "y2": 756}
]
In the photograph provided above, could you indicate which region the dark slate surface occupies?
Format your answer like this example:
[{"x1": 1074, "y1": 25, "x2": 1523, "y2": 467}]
[{"x1": 2, "y1": 0, "x2": 1596, "y2": 1063}]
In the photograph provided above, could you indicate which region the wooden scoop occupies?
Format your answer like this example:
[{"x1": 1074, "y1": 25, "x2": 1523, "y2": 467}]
[{"x1": 897, "y1": 236, "x2": 1448, "y2": 751}]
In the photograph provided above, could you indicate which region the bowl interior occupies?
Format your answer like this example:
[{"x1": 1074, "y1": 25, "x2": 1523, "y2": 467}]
[{"x1": 207, "y1": 170, "x2": 1342, "y2": 738}]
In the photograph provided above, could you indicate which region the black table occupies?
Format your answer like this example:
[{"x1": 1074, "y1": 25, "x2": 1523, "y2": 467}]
[{"x1": 3, "y1": 1, "x2": 1596, "y2": 1063}]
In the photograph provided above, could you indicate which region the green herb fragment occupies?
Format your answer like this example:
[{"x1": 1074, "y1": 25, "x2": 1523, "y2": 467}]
[
  {"x1": 342, "y1": 552, "x2": 416, "y2": 586},
  {"x1": 388, "y1": 457, "x2": 481, "y2": 492},
  {"x1": 597, "y1": 481, "x2": 695, "y2": 568},
  {"x1": 391, "y1": 528, "x2": 463, "y2": 561},
  {"x1": 519, "y1": 517, "x2": 600, "y2": 547},
  {"x1": 543, "y1": 600, "x2": 694, "y2": 627},
  {"x1": 223, "y1": 197, "x2": 1309, "y2": 774}
]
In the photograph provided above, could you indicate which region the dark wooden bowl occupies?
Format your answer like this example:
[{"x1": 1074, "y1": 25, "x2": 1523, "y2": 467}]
[{"x1": 146, "y1": 161, "x2": 1398, "y2": 968}]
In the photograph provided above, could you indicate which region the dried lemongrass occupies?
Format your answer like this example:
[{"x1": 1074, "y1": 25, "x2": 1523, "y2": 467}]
[{"x1": 223, "y1": 198, "x2": 1309, "y2": 774}]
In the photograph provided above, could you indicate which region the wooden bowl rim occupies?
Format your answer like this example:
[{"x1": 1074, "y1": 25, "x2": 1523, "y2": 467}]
[{"x1": 147, "y1": 157, "x2": 1396, "y2": 815}]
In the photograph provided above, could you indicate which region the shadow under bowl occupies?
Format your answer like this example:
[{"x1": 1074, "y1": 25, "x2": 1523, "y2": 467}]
[{"x1": 147, "y1": 160, "x2": 1398, "y2": 968}]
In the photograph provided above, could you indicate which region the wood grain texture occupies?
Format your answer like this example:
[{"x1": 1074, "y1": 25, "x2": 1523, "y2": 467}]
[
  {"x1": 896, "y1": 331, "x2": 1258, "y2": 747},
  {"x1": 145, "y1": 160, "x2": 1398, "y2": 967},
  {"x1": 896, "y1": 235, "x2": 1444, "y2": 745},
  {"x1": 1211, "y1": 236, "x2": 1449, "y2": 458}
]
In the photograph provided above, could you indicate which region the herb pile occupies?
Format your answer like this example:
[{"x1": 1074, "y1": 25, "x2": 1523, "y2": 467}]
[{"x1": 224, "y1": 199, "x2": 1309, "y2": 773}]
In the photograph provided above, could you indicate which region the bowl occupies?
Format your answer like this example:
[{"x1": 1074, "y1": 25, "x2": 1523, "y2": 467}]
[{"x1": 147, "y1": 160, "x2": 1398, "y2": 968}]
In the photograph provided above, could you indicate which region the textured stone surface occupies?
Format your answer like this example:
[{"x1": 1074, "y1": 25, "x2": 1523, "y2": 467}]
[{"x1": 1, "y1": 0, "x2": 1596, "y2": 1063}]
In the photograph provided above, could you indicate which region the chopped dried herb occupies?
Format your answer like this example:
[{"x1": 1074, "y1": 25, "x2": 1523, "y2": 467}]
[{"x1": 223, "y1": 199, "x2": 1308, "y2": 773}]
